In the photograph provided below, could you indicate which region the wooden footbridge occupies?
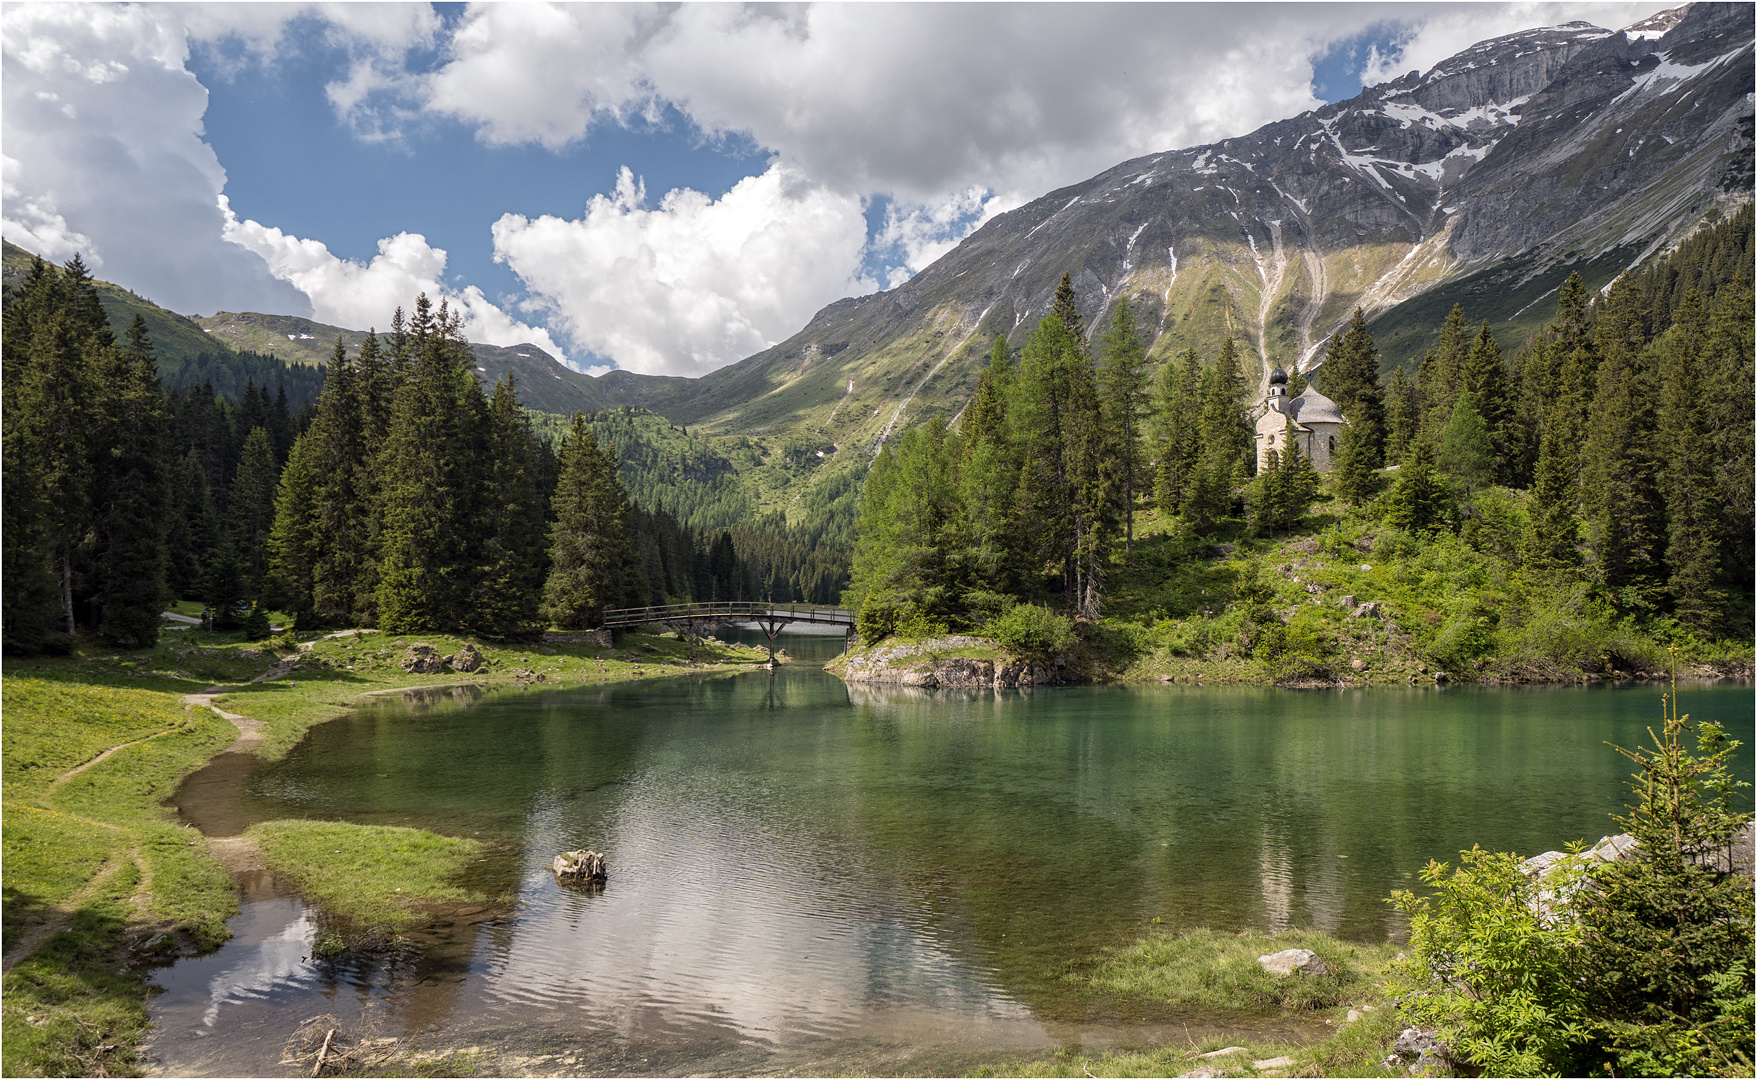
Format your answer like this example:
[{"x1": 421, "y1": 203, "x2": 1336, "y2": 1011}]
[{"x1": 601, "y1": 602, "x2": 855, "y2": 660}]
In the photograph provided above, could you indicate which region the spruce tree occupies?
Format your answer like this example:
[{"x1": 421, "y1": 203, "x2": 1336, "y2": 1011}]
[
  {"x1": 1050, "y1": 272, "x2": 1086, "y2": 348},
  {"x1": 1581, "y1": 315, "x2": 1664, "y2": 597},
  {"x1": 1204, "y1": 337, "x2": 1254, "y2": 478},
  {"x1": 1382, "y1": 440, "x2": 1449, "y2": 534},
  {"x1": 91, "y1": 316, "x2": 171, "y2": 647},
  {"x1": 1248, "y1": 449, "x2": 1285, "y2": 537},
  {"x1": 1438, "y1": 390, "x2": 1494, "y2": 495},
  {"x1": 1385, "y1": 365, "x2": 1419, "y2": 460},
  {"x1": 1460, "y1": 321, "x2": 1515, "y2": 483},
  {"x1": 1098, "y1": 297, "x2": 1149, "y2": 550},
  {"x1": 475, "y1": 375, "x2": 550, "y2": 639},
  {"x1": 226, "y1": 427, "x2": 280, "y2": 600},
  {"x1": 1331, "y1": 417, "x2": 1382, "y2": 506},
  {"x1": 1704, "y1": 284, "x2": 1754, "y2": 598},
  {"x1": 1279, "y1": 434, "x2": 1320, "y2": 531},
  {"x1": 959, "y1": 336, "x2": 1020, "y2": 595},
  {"x1": 1154, "y1": 348, "x2": 1202, "y2": 507},
  {"x1": 376, "y1": 300, "x2": 490, "y2": 632},
  {"x1": 1655, "y1": 292, "x2": 1723, "y2": 632},
  {"x1": 543, "y1": 415, "x2": 637, "y2": 630},
  {"x1": 1319, "y1": 308, "x2": 1386, "y2": 464},
  {"x1": 1524, "y1": 402, "x2": 1583, "y2": 575},
  {"x1": 1417, "y1": 303, "x2": 1471, "y2": 446}
]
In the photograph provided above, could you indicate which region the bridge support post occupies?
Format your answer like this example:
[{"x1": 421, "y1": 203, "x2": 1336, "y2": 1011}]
[
  {"x1": 844, "y1": 625, "x2": 856, "y2": 655},
  {"x1": 757, "y1": 616, "x2": 788, "y2": 665}
]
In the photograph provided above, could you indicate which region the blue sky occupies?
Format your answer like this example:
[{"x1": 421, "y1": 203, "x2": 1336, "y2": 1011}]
[{"x1": 2, "y1": 3, "x2": 1666, "y2": 376}]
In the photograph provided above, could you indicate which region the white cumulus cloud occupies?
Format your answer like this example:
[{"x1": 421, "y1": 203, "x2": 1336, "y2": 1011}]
[
  {"x1": 221, "y1": 199, "x2": 569, "y2": 359},
  {"x1": 0, "y1": 2, "x2": 309, "y2": 315},
  {"x1": 492, "y1": 162, "x2": 873, "y2": 377}
]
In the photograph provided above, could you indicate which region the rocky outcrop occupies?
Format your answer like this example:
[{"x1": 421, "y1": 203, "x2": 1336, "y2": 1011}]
[
  {"x1": 545, "y1": 629, "x2": 613, "y2": 647},
  {"x1": 839, "y1": 636, "x2": 1059, "y2": 689},
  {"x1": 447, "y1": 645, "x2": 483, "y2": 673},
  {"x1": 400, "y1": 644, "x2": 446, "y2": 674}
]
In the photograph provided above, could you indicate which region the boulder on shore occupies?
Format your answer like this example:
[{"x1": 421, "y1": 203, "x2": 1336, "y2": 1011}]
[
  {"x1": 448, "y1": 645, "x2": 483, "y2": 673},
  {"x1": 401, "y1": 644, "x2": 446, "y2": 674},
  {"x1": 552, "y1": 849, "x2": 607, "y2": 885},
  {"x1": 1257, "y1": 948, "x2": 1328, "y2": 976}
]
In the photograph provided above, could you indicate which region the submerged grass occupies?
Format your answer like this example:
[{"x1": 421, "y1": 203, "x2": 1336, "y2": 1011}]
[
  {"x1": 247, "y1": 820, "x2": 489, "y2": 944},
  {"x1": 987, "y1": 927, "x2": 1406, "y2": 1078},
  {"x1": 1087, "y1": 927, "x2": 1393, "y2": 1013}
]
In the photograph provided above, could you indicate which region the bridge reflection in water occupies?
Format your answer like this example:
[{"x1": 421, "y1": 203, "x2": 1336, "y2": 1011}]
[{"x1": 601, "y1": 602, "x2": 855, "y2": 661}]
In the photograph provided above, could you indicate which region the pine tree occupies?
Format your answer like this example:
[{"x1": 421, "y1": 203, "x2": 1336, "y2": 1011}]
[
  {"x1": 1703, "y1": 284, "x2": 1754, "y2": 598},
  {"x1": 1460, "y1": 321, "x2": 1516, "y2": 483},
  {"x1": 1154, "y1": 348, "x2": 1203, "y2": 507},
  {"x1": 1417, "y1": 304, "x2": 1472, "y2": 446},
  {"x1": 91, "y1": 316, "x2": 171, "y2": 647},
  {"x1": 1438, "y1": 390, "x2": 1494, "y2": 494},
  {"x1": 475, "y1": 375, "x2": 549, "y2": 639},
  {"x1": 1382, "y1": 440, "x2": 1450, "y2": 534},
  {"x1": 376, "y1": 300, "x2": 489, "y2": 632},
  {"x1": 1655, "y1": 291, "x2": 1723, "y2": 632},
  {"x1": 226, "y1": 427, "x2": 280, "y2": 600},
  {"x1": 543, "y1": 415, "x2": 637, "y2": 630},
  {"x1": 1098, "y1": 297, "x2": 1149, "y2": 550},
  {"x1": 1204, "y1": 337, "x2": 1254, "y2": 478},
  {"x1": 1319, "y1": 308, "x2": 1386, "y2": 464}
]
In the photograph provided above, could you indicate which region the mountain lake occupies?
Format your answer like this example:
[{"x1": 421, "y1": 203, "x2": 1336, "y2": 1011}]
[{"x1": 144, "y1": 629, "x2": 1754, "y2": 1076}]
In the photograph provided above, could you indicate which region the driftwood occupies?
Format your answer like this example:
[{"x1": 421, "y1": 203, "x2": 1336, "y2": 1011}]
[{"x1": 552, "y1": 849, "x2": 607, "y2": 886}]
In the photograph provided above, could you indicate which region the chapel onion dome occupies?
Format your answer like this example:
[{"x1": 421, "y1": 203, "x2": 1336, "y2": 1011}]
[{"x1": 1268, "y1": 367, "x2": 1288, "y2": 387}]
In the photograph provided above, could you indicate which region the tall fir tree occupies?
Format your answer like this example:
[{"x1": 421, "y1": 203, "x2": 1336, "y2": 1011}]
[
  {"x1": 376, "y1": 300, "x2": 490, "y2": 632},
  {"x1": 1524, "y1": 400, "x2": 1584, "y2": 576},
  {"x1": 1655, "y1": 291, "x2": 1723, "y2": 632},
  {"x1": 226, "y1": 427, "x2": 280, "y2": 600},
  {"x1": 1153, "y1": 348, "x2": 1203, "y2": 507},
  {"x1": 90, "y1": 315, "x2": 172, "y2": 647},
  {"x1": 958, "y1": 336, "x2": 1020, "y2": 596},
  {"x1": 1319, "y1": 308, "x2": 1386, "y2": 465},
  {"x1": 1437, "y1": 389, "x2": 1494, "y2": 495},
  {"x1": 543, "y1": 415, "x2": 637, "y2": 629},
  {"x1": 1098, "y1": 297, "x2": 1149, "y2": 551},
  {"x1": 474, "y1": 375, "x2": 550, "y2": 639},
  {"x1": 1460, "y1": 321, "x2": 1516, "y2": 483},
  {"x1": 1382, "y1": 440, "x2": 1450, "y2": 534},
  {"x1": 1417, "y1": 303, "x2": 1472, "y2": 446},
  {"x1": 1582, "y1": 283, "x2": 1664, "y2": 596},
  {"x1": 1384, "y1": 365, "x2": 1420, "y2": 460}
]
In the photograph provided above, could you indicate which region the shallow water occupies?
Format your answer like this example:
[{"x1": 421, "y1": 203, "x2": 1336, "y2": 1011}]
[{"x1": 147, "y1": 638, "x2": 1752, "y2": 1075}]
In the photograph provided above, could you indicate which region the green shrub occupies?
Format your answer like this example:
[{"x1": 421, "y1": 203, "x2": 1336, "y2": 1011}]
[
  {"x1": 894, "y1": 607, "x2": 950, "y2": 640},
  {"x1": 984, "y1": 604, "x2": 1076, "y2": 663},
  {"x1": 1389, "y1": 846, "x2": 1594, "y2": 1076}
]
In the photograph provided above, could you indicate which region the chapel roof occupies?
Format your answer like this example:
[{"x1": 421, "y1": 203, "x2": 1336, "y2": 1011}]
[{"x1": 1288, "y1": 386, "x2": 1346, "y2": 426}]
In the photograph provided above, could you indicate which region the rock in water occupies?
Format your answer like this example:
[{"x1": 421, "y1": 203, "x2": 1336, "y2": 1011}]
[
  {"x1": 552, "y1": 849, "x2": 607, "y2": 885},
  {"x1": 1257, "y1": 948, "x2": 1328, "y2": 976}
]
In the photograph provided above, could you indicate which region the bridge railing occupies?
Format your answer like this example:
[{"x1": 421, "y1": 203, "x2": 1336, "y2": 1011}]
[{"x1": 601, "y1": 602, "x2": 855, "y2": 627}]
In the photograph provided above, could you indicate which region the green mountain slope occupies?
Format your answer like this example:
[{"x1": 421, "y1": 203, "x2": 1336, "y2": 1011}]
[{"x1": 3, "y1": 241, "x2": 324, "y2": 407}]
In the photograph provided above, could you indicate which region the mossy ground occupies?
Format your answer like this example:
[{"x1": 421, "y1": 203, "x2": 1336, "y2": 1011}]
[{"x1": 0, "y1": 625, "x2": 769, "y2": 1076}]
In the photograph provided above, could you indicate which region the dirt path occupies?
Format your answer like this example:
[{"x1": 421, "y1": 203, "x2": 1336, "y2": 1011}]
[
  {"x1": 4, "y1": 695, "x2": 272, "y2": 972},
  {"x1": 182, "y1": 690, "x2": 264, "y2": 752},
  {"x1": 1, "y1": 850, "x2": 131, "y2": 974}
]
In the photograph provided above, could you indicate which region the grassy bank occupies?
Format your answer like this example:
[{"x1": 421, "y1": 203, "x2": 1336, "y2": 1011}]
[
  {"x1": 0, "y1": 626, "x2": 769, "y2": 1076},
  {"x1": 844, "y1": 492, "x2": 1752, "y2": 689}
]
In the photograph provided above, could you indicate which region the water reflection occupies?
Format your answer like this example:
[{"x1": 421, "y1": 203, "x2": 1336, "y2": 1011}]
[{"x1": 151, "y1": 652, "x2": 1753, "y2": 1075}]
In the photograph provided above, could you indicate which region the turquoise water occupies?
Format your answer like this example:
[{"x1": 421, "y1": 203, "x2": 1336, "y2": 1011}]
[{"x1": 148, "y1": 646, "x2": 1752, "y2": 1075}]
